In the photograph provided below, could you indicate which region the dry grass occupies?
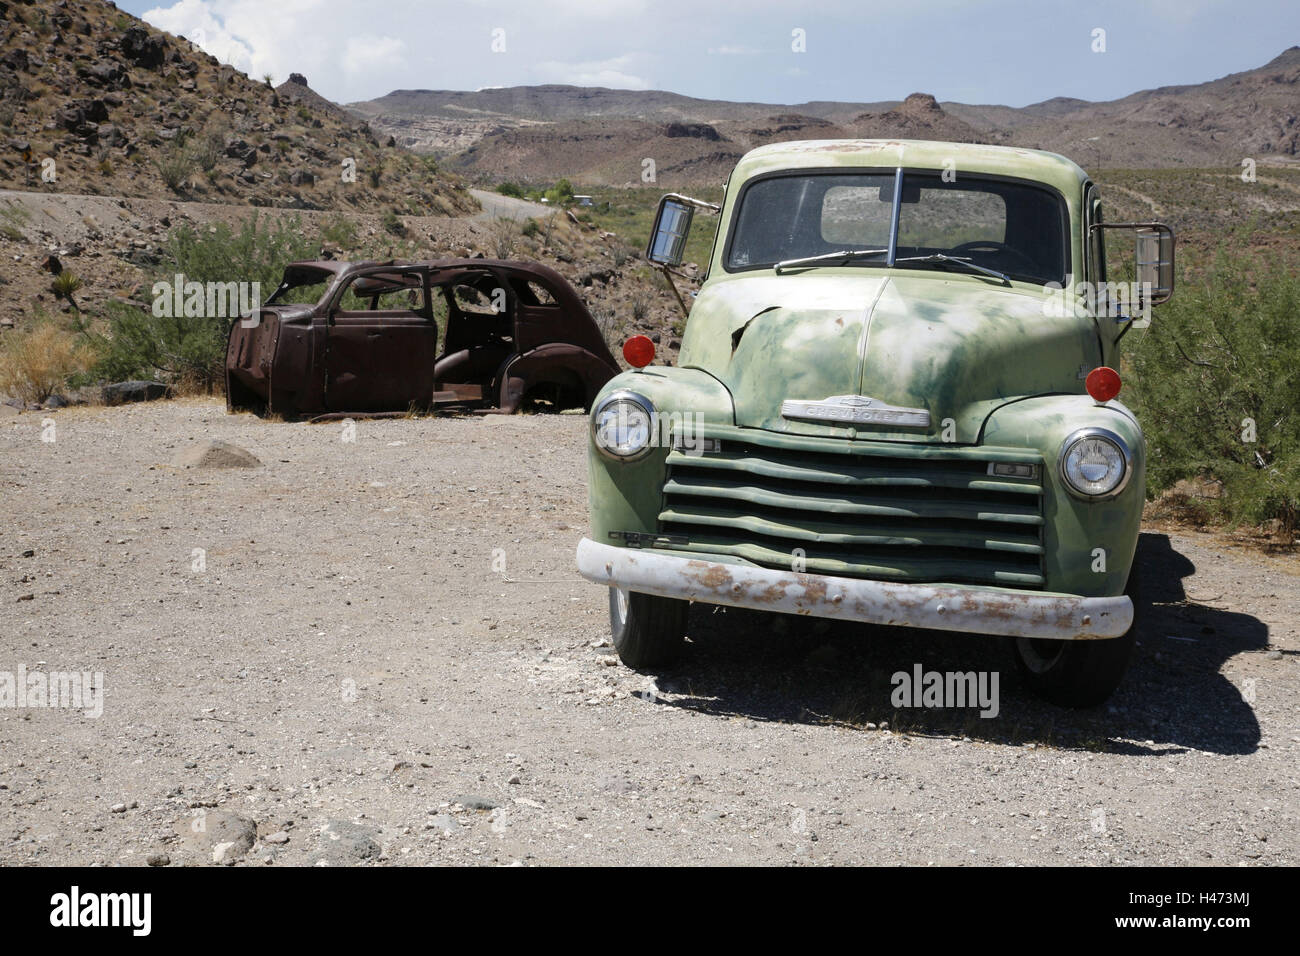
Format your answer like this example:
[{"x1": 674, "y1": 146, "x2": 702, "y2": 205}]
[{"x1": 0, "y1": 322, "x2": 97, "y2": 405}]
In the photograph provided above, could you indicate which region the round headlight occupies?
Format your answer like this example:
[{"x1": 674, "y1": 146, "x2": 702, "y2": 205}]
[
  {"x1": 592, "y1": 392, "x2": 655, "y2": 461},
  {"x1": 1059, "y1": 429, "x2": 1132, "y2": 498}
]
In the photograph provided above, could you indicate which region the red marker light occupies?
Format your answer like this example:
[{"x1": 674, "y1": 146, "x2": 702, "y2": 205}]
[
  {"x1": 1085, "y1": 366, "x2": 1122, "y2": 403},
  {"x1": 623, "y1": 335, "x2": 655, "y2": 369}
]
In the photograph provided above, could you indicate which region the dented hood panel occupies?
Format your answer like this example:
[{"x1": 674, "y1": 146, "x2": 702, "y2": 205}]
[{"x1": 679, "y1": 271, "x2": 1103, "y2": 443}]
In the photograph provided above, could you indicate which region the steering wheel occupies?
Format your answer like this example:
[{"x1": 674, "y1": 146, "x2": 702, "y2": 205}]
[{"x1": 951, "y1": 240, "x2": 1039, "y2": 273}]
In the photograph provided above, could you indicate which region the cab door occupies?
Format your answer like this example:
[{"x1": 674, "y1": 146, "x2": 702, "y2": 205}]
[{"x1": 324, "y1": 268, "x2": 439, "y2": 412}]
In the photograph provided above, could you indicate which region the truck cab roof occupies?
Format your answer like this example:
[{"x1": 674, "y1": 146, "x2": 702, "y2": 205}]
[{"x1": 731, "y1": 139, "x2": 1089, "y2": 200}]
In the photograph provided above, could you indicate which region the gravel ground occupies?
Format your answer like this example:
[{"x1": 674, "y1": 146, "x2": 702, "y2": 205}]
[{"x1": 1, "y1": 399, "x2": 1297, "y2": 866}]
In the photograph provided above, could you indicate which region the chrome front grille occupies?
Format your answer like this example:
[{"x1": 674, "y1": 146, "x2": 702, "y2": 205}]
[{"x1": 657, "y1": 429, "x2": 1045, "y2": 588}]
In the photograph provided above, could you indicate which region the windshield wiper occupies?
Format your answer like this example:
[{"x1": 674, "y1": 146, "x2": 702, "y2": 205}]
[
  {"x1": 774, "y1": 248, "x2": 888, "y2": 273},
  {"x1": 894, "y1": 254, "x2": 1009, "y2": 283}
]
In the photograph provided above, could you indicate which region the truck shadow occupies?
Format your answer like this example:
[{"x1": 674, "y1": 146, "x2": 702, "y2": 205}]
[{"x1": 654, "y1": 532, "x2": 1268, "y2": 755}]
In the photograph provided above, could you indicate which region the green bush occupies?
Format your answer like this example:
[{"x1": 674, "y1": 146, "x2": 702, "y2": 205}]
[
  {"x1": 543, "y1": 178, "x2": 574, "y2": 206},
  {"x1": 320, "y1": 214, "x2": 359, "y2": 248},
  {"x1": 1129, "y1": 246, "x2": 1300, "y2": 530},
  {"x1": 495, "y1": 182, "x2": 524, "y2": 198},
  {"x1": 98, "y1": 215, "x2": 319, "y2": 391}
]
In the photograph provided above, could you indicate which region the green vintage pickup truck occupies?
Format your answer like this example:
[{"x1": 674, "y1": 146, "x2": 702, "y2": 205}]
[{"x1": 576, "y1": 139, "x2": 1175, "y2": 707}]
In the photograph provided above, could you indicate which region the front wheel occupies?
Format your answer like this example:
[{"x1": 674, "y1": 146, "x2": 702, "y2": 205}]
[
  {"x1": 1011, "y1": 569, "x2": 1141, "y2": 708},
  {"x1": 608, "y1": 587, "x2": 688, "y2": 669}
]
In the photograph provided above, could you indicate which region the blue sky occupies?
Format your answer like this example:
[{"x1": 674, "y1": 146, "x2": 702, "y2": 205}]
[{"x1": 118, "y1": 0, "x2": 1297, "y2": 107}]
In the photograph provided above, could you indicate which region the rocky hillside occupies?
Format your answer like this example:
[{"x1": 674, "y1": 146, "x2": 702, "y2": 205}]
[
  {"x1": 0, "y1": 0, "x2": 476, "y2": 215},
  {"x1": 353, "y1": 48, "x2": 1300, "y2": 184},
  {"x1": 446, "y1": 93, "x2": 996, "y2": 187},
  {"x1": 1009, "y1": 47, "x2": 1300, "y2": 167}
]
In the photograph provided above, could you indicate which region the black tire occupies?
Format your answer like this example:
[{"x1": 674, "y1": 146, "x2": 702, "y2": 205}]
[
  {"x1": 1011, "y1": 567, "x2": 1141, "y2": 708},
  {"x1": 608, "y1": 587, "x2": 688, "y2": 669}
]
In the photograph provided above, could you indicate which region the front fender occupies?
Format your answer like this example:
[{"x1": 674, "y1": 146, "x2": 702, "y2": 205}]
[
  {"x1": 982, "y1": 395, "x2": 1144, "y2": 597},
  {"x1": 587, "y1": 367, "x2": 734, "y2": 542}
]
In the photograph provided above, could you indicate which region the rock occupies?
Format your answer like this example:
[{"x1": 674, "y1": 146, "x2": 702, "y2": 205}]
[
  {"x1": 661, "y1": 122, "x2": 722, "y2": 141},
  {"x1": 454, "y1": 794, "x2": 500, "y2": 811},
  {"x1": 101, "y1": 380, "x2": 169, "y2": 405},
  {"x1": 262, "y1": 830, "x2": 290, "y2": 845},
  {"x1": 145, "y1": 853, "x2": 170, "y2": 867},
  {"x1": 287, "y1": 73, "x2": 309, "y2": 87},
  {"x1": 310, "y1": 819, "x2": 381, "y2": 865},
  {"x1": 425, "y1": 814, "x2": 460, "y2": 833},
  {"x1": 224, "y1": 138, "x2": 258, "y2": 166},
  {"x1": 184, "y1": 810, "x2": 257, "y2": 864},
  {"x1": 172, "y1": 439, "x2": 262, "y2": 469},
  {"x1": 120, "y1": 26, "x2": 167, "y2": 69},
  {"x1": 40, "y1": 254, "x2": 63, "y2": 275},
  {"x1": 79, "y1": 60, "x2": 129, "y2": 90},
  {"x1": 0, "y1": 49, "x2": 28, "y2": 73},
  {"x1": 110, "y1": 803, "x2": 127, "y2": 813}
]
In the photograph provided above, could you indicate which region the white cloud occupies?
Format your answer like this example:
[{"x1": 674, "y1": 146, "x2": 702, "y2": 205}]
[
  {"x1": 340, "y1": 34, "x2": 407, "y2": 81},
  {"x1": 143, "y1": 0, "x2": 330, "y2": 88},
  {"x1": 534, "y1": 56, "x2": 651, "y2": 90}
]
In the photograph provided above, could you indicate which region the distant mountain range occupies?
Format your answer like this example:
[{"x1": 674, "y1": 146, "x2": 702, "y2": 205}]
[{"x1": 346, "y1": 47, "x2": 1300, "y2": 185}]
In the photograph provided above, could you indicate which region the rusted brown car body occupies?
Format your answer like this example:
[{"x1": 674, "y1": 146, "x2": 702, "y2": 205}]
[{"x1": 225, "y1": 258, "x2": 619, "y2": 417}]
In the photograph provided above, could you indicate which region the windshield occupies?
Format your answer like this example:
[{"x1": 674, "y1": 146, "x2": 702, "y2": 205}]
[{"x1": 725, "y1": 171, "x2": 1067, "y2": 285}]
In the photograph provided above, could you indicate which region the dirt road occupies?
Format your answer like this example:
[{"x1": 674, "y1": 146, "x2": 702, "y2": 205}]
[{"x1": 1, "y1": 400, "x2": 1296, "y2": 865}]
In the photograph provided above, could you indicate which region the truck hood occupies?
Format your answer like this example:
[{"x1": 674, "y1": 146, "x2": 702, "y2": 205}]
[{"x1": 679, "y1": 272, "x2": 1102, "y2": 444}]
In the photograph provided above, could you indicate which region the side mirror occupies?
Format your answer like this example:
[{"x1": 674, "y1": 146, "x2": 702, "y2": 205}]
[
  {"x1": 647, "y1": 196, "x2": 694, "y2": 267},
  {"x1": 1135, "y1": 225, "x2": 1174, "y2": 306}
]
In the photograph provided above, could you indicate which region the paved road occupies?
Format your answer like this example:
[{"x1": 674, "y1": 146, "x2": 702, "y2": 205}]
[{"x1": 470, "y1": 189, "x2": 554, "y2": 223}]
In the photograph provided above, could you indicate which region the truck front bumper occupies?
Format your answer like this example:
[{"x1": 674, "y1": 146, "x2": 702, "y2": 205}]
[{"x1": 576, "y1": 538, "x2": 1132, "y2": 641}]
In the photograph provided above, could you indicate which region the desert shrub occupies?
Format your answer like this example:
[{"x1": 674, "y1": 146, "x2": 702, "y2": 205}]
[
  {"x1": 381, "y1": 209, "x2": 405, "y2": 236},
  {"x1": 1, "y1": 202, "x2": 30, "y2": 241},
  {"x1": 97, "y1": 215, "x2": 318, "y2": 391},
  {"x1": 490, "y1": 217, "x2": 516, "y2": 259},
  {"x1": 544, "y1": 178, "x2": 574, "y2": 206},
  {"x1": 193, "y1": 127, "x2": 225, "y2": 172},
  {"x1": 320, "y1": 214, "x2": 359, "y2": 248},
  {"x1": 51, "y1": 271, "x2": 83, "y2": 303},
  {"x1": 631, "y1": 297, "x2": 649, "y2": 323},
  {"x1": 155, "y1": 142, "x2": 196, "y2": 192},
  {"x1": 495, "y1": 182, "x2": 524, "y2": 198},
  {"x1": 1129, "y1": 245, "x2": 1300, "y2": 531},
  {"x1": 0, "y1": 320, "x2": 97, "y2": 404},
  {"x1": 520, "y1": 217, "x2": 540, "y2": 239}
]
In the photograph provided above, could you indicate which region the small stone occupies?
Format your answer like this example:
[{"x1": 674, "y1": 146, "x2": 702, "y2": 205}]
[
  {"x1": 263, "y1": 831, "x2": 290, "y2": 845},
  {"x1": 454, "y1": 794, "x2": 499, "y2": 811},
  {"x1": 110, "y1": 803, "x2": 127, "y2": 813},
  {"x1": 425, "y1": 814, "x2": 460, "y2": 833},
  {"x1": 145, "y1": 853, "x2": 170, "y2": 867},
  {"x1": 507, "y1": 774, "x2": 521, "y2": 785}
]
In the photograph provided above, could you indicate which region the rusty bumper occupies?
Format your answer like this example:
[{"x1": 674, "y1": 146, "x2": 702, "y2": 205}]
[{"x1": 576, "y1": 539, "x2": 1132, "y2": 640}]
